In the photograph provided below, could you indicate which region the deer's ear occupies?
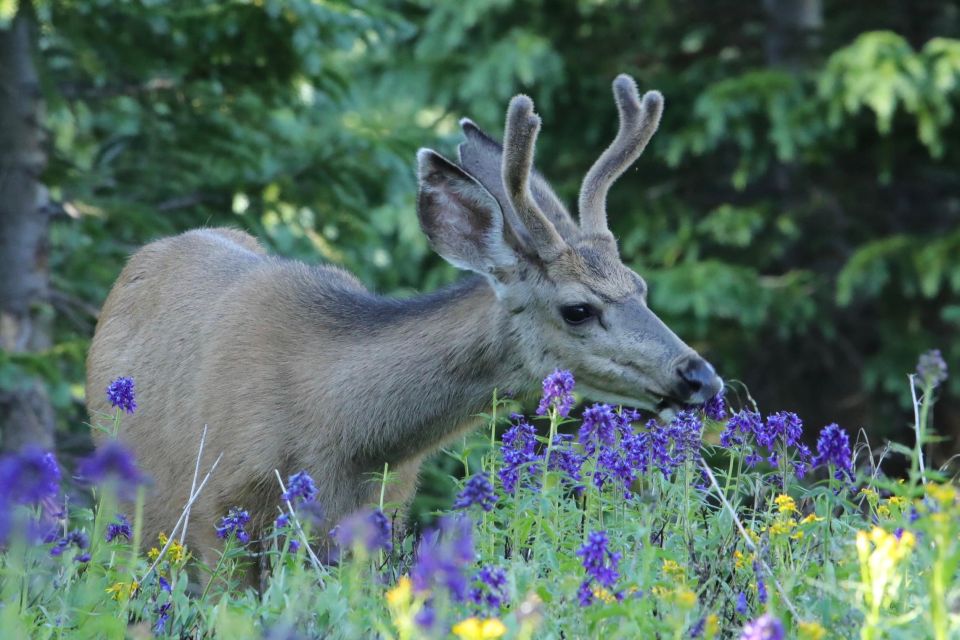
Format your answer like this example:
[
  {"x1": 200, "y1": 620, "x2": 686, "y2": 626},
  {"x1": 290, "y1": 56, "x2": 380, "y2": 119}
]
[{"x1": 416, "y1": 149, "x2": 516, "y2": 276}]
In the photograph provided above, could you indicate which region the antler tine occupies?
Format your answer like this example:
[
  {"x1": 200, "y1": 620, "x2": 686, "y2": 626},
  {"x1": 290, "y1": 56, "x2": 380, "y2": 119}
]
[
  {"x1": 502, "y1": 95, "x2": 565, "y2": 258},
  {"x1": 578, "y1": 74, "x2": 664, "y2": 234}
]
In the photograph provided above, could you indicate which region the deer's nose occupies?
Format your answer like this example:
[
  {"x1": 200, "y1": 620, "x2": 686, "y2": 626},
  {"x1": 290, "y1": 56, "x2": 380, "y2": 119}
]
[{"x1": 675, "y1": 356, "x2": 723, "y2": 404}]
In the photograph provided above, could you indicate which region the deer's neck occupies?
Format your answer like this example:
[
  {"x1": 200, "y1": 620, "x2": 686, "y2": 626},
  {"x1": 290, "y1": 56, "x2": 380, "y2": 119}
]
[{"x1": 306, "y1": 275, "x2": 530, "y2": 466}]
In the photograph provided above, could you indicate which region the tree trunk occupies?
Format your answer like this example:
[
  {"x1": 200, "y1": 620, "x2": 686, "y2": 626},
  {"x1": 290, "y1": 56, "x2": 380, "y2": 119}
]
[
  {"x1": 0, "y1": 2, "x2": 54, "y2": 452},
  {"x1": 762, "y1": 0, "x2": 822, "y2": 71}
]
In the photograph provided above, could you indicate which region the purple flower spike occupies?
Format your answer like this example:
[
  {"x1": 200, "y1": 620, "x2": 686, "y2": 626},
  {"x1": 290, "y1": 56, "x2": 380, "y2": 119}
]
[
  {"x1": 916, "y1": 349, "x2": 948, "y2": 389},
  {"x1": 282, "y1": 471, "x2": 318, "y2": 505},
  {"x1": 453, "y1": 472, "x2": 498, "y2": 512},
  {"x1": 577, "y1": 530, "x2": 621, "y2": 588},
  {"x1": 215, "y1": 507, "x2": 251, "y2": 544},
  {"x1": 50, "y1": 529, "x2": 90, "y2": 561},
  {"x1": 0, "y1": 447, "x2": 61, "y2": 505},
  {"x1": 469, "y1": 565, "x2": 509, "y2": 611},
  {"x1": 536, "y1": 369, "x2": 576, "y2": 417},
  {"x1": 578, "y1": 404, "x2": 618, "y2": 455},
  {"x1": 740, "y1": 614, "x2": 784, "y2": 640},
  {"x1": 330, "y1": 508, "x2": 393, "y2": 553},
  {"x1": 106, "y1": 377, "x2": 137, "y2": 414},
  {"x1": 735, "y1": 591, "x2": 748, "y2": 615},
  {"x1": 105, "y1": 514, "x2": 132, "y2": 542},
  {"x1": 811, "y1": 423, "x2": 854, "y2": 481},
  {"x1": 499, "y1": 417, "x2": 541, "y2": 495},
  {"x1": 411, "y1": 515, "x2": 475, "y2": 602},
  {"x1": 703, "y1": 390, "x2": 727, "y2": 421},
  {"x1": 77, "y1": 441, "x2": 145, "y2": 498}
]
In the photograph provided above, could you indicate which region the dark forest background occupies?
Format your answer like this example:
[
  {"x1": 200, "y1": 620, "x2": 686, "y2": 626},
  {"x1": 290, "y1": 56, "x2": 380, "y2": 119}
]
[{"x1": 1, "y1": 0, "x2": 958, "y2": 511}]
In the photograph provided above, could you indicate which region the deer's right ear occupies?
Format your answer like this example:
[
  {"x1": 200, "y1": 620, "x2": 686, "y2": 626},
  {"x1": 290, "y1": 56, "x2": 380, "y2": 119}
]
[{"x1": 416, "y1": 149, "x2": 517, "y2": 277}]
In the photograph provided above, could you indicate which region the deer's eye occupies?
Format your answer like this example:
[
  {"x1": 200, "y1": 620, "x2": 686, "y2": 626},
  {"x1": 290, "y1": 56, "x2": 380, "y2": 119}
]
[{"x1": 560, "y1": 304, "x2": 597, "y2": 325}]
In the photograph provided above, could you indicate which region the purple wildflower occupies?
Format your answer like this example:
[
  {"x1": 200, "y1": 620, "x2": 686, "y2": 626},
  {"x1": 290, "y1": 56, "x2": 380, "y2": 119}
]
[
  {"x1": 159, "y1": 576, "x2": 171, "y2": 593},
  {"x1": 453, "y1": 472, "x2": 498, "y2": 512},
  {"x1": 720, "y1": 410, "x2": 762, "y2": 448},
  {"x1": 577, "y1": 580, "x2": 595, "y2": 606},
  {"x1": 548, "y1": 433, "x2": 585, "y2": 487},
  {"x1": 703, "y1": 390, "x2": 727, "y2": 421},
  {"x1": 753, "y1": 560, "x2": 768, "y2": 605},
  {"x1": 469, "y1": 565, "x2": 508, "y2": 611},
  {"x1": 281, "y1": 471, "x2": 317, "y2": 505},
  {"x1": 153, "y1": 602, "x2": 172, "y2": 634},
  {"x1": 215, "y1": 507, "x2": 251, "y2": 544},
  {"x1": 690, "y1": 617, "x2": 707, "y2": 638},
  {"x1": 916, "y1": 349, "x2": 948, "y2": 389},
  {"x1": 106, "y1": 377, "x2": 137, "y2": 414},
  {"x1": 105, "y1": 514, "x2": 132, "y2": 542},
  {"x1": 536, "y1": 369, "x2": 576, "y2": 418},
  {"x1": 50, "y1": 529, "x2": 89, "y2": 561},
  {"x1": 415, "y1": 603, "x2": 436, "y2": 629},
  {"x1": 755, "y1": 412, "x2": 802, "y2": 449},
  {"x1": 330, "y1": 508, "x2": 392, "y2": 553},
  {"x1": 499, "y1": 417, "x2": 541, "y2": 495},
  {"x1": 576, "y1": 530, "x2": 621, "y2": 605},
  {"x1": 665, "y1": 410, "x2": 703, "y2": 465},
  {"x1": 735, "y1": 591, "x2": 748, "y2": 615},
  {"x1": 0, "y1": 447, "x2": 61, "y2": 505},
  {"x1": 275, "y1": 513, "x2": 290, "y2": 529},
  {"x1": 740, "y1": 614, "x2": 785, "y2": 640},
  {"x1": 578, "y1": 404, "x2": 618, "y2": 455},
  {"x1": 411, "y1": 515, "x2": 475, "y2": 601},
  {"x1": 811, "y1": 423, "x2": 854, "y2": 481},
  {"x1": 76, "y1": 441, "x2": 145, "y2": 498}
]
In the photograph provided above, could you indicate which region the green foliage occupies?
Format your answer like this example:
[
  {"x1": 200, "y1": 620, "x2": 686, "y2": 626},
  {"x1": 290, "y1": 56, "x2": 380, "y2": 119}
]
[
  {"x1": 2, "y1": 370, "x2": 957, "y2": 638},
  {"x1": 2, "y1": 0, "x2": 957, "y2": 505}
]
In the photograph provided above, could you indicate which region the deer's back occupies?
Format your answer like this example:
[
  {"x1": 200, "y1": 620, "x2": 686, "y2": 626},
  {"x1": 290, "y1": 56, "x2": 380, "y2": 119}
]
[{"x1": 85, "y1": 228, "x2": 370, "y2": 550}]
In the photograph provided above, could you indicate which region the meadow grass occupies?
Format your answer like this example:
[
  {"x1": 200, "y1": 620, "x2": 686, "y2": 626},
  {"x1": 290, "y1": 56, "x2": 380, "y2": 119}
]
[{"x1": 0, "y1": 352, "x2": 956, "y2": 639}]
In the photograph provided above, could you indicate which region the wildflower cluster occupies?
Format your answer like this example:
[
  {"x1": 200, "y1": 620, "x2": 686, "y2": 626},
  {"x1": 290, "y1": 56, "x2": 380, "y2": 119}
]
[
  {"x1": 576, "y1": 531, "x2": 622, "y2": 606},
  {"x1": 215, "y1": 507, "x2": 251, "y2": 544},
  {"x1": 454, "y1": 472, "x2": 498, "y2": 511},
  {"x1": 720, "y1": 409, "x2": 812, "y2": 480},
  {"x1": 499, "y1": 416, "x2": 541, "y2": 494},
  {"x1": 412, "y1": 515, "x2": 475, "y2": 608},
  {"x1": 2, "y1": 357, "x2": 955, "y2": 639},
  {"x1": 106, "y1": 376, "x2": 138, "y2": 414},
  {"x1": 330, "y1": 507, "x2": 393, "y2": 554},
  {"x1": 536, "y1": 369, "x2": 575, "y2": 417}
]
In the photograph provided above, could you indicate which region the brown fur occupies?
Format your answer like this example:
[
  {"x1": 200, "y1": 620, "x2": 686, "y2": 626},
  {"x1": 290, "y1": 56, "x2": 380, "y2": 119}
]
[{"x1": 86, "y1": 76, "x2": 721, "y2": 574}]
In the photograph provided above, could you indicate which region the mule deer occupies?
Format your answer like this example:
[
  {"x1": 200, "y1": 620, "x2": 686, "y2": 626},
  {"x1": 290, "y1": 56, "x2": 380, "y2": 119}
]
[{"x1": 86, "y1": 74, "x2": 722, "y2": 569}]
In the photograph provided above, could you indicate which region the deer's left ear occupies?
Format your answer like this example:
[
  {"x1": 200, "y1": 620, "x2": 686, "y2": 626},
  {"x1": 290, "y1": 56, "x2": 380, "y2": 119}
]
[{"x1": 416, "y1": 149, "x2": 517, "y2": 276}]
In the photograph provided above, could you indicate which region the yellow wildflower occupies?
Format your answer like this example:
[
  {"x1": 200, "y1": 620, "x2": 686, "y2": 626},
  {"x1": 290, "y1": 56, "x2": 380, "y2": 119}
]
[
  {"x1": 926, "y1": 483, "x2": 957, "y2": 507},
  {"x1": 774, "y1": 494, "x2": 797, "y2": 514},
  {"x1": 452, "y1": 617, "x2": 507, "y2": 640},
  {"x1": 800, "y1": 513, "x2": 824, "y2": 525},
  {"x1": 662, "y1": 559, "x2": 685, "y2": 580},
  {"x1": 386, "y1": 576, "x2": 412, "y2": 607},
  {"x1": 592, "y1": 586, "x2": 619, "y2": 604},
  {"x1": 156, "y1": 532, "x2": 188, "y2": 565},
  {"x1": 768, "y1": 518, "x2": 796, "y2": 537},
  {"x1": 886, "y1": 496, "x2": 907, "y2": 509},
  {"x1": 706, "y1": 613, "x2": 719, "y2": 636},
  {"x1": 876, "y1": 505, "x2": 891, "y2": 518},
  {"x1": 859, "y1": 488, "x2": 878, "y2": 506},
  {"x1": 674, "y1": 587, "x2": 697, "y2": 609},
  {"x1": 733, "y1": 549, "x2": 754, "y2": 571},
  {"x1": 798, "y1": 621, "x2": 827, "y2": 640},
  {"x1": 106, "y1": 580, "x2": 139, "y2": 600},
  {"x1": 790, "y1": 530, "x2": 804, "y2": 541}
]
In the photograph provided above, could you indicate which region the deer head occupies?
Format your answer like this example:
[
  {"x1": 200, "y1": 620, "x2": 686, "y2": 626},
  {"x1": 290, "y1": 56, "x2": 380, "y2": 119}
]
[{"x1": 416, "y1": 74, "x2": 722, "y2": 411}]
